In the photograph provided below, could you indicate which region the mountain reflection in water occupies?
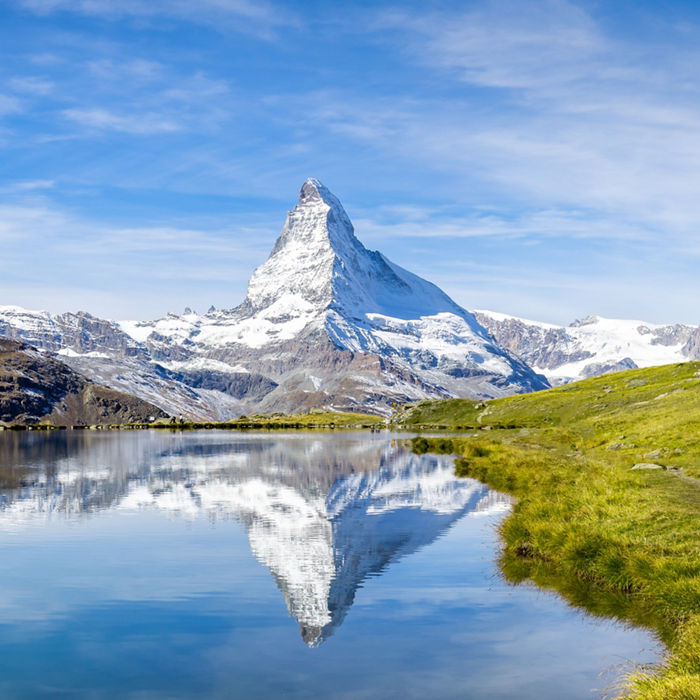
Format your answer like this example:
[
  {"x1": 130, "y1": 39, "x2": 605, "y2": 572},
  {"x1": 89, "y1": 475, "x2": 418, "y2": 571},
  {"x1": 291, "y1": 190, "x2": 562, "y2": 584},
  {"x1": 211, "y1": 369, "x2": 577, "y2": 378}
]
[{"x1": 0, "y1": 430, "x2": 510, "y2": 646}]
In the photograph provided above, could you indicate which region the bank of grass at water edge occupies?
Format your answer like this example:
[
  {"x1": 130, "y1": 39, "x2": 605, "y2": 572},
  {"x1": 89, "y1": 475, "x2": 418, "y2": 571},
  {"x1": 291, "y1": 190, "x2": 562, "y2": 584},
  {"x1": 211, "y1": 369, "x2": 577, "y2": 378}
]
[
  {"x1": 395, "y1": 362, "x2": 700, "y2": 699},
  {"x1": 0, "y1": 411, "x2": 385, "y2": 431},
  {"x1": 144, "y1": 411, "x2": 385, "y2": 430}
]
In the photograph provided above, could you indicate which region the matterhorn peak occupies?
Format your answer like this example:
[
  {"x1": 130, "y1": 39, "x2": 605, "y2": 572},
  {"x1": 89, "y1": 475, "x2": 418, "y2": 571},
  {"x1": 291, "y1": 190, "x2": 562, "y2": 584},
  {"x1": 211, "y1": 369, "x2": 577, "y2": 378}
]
[
  {"x1": 297, "y1": 178, "x2": 352, "y2": 226},
  {"x1": 244, "y1": 179, "x2": 364, "y2": 312},
  {"x1": 284, "y1": 178, "x2": 355, "y2": 245},
  {"x1": 298, "y1": 177, "x2": 327, "y2": 204},
  {"x1": 0, "y1": 179, "x2": 551, "y2": 420},
  {"x1": 245, "y1": 179, "x2": 498, "y2": 326}
]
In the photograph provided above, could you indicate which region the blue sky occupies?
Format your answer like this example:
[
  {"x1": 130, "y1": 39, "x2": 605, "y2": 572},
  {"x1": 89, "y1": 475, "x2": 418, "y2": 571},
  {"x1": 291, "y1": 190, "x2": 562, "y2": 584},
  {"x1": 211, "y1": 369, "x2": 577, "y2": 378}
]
[{"x1": 1, "y1": 0, "x2": 699, "y2": 324}]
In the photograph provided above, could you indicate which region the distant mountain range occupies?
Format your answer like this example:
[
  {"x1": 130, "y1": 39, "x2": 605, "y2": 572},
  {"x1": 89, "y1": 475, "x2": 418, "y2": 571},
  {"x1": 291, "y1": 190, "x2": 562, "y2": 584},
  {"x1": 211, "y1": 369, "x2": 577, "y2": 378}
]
[
  {"x1": 474, "y1": 311, "x2": 700, "y2": 385},
  {"x1": 0, "y1": 178, "x2": 697, "y2": 421}
]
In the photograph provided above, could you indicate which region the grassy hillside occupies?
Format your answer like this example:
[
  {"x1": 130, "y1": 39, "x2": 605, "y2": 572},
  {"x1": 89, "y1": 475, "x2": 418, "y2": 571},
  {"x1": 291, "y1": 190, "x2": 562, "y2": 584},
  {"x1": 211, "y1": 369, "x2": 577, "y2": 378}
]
[{"x1": 394, "y1": 362, "x2": 700, "y2": 699}]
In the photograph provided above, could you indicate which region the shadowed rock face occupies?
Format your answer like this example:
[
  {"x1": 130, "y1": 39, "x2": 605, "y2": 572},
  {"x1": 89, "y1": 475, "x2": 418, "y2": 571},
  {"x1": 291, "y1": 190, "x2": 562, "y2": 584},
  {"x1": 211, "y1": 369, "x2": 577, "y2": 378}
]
[
  {"x1": 0, "y1": 338, "x2": 167, "y2": 425},
  {"x1": 0, "y1": 431, "x2": 511, "y2": 646},
  {"x1": 680, "y1": 327, "x2": 700, "y2": 359},
  {"x1": 581, "y1": 357, "x2": 638, "y2": 378},
  {"x1": 160, "y1": 367, "x2": 278, "y2": 400}
]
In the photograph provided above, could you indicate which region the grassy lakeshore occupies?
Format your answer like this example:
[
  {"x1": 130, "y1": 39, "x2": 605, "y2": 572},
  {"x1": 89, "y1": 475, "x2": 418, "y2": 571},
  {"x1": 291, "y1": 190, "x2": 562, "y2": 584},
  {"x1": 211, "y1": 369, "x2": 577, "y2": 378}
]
[
  {"x1": 143, "y1": 411, "x2": 385, "y2": 430},
  {"x1": 0, "y1": 411, "x2": 385, "y2": 431},
  {"x1": 395, "y1": 362, "x2": 700, "y2": 699}
]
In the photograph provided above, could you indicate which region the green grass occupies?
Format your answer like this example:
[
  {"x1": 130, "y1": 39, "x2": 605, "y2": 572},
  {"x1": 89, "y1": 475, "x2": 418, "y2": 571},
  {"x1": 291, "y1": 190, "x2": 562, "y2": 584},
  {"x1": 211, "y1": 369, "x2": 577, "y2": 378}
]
[
  {"x1": 1, "y1": 411, "x2": 386, "y2": 431},
  {"x1": 131, "y1": 410, "x2": 386, "y2": 431},
  {"x1": 395, "y1": 362, "x2": 700, "y2": 698}
]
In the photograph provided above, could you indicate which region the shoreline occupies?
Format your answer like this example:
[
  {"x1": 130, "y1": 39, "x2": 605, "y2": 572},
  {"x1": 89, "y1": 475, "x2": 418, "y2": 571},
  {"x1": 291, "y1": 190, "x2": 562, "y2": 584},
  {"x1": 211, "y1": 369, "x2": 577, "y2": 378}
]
[
  {"x1": 401, "y1": 362, "x2": 700, "y2": 698},
  {"x1": 0, "y1": 410, "x2": 386, "y2": 432}
]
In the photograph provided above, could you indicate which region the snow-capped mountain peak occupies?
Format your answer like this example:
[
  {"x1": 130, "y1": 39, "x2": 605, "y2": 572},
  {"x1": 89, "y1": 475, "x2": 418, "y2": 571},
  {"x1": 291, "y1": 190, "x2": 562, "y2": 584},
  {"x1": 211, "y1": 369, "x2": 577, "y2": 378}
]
[
  {"x1": 0, "y1": 180, "x2": 551, "y2": 417},
  {"x1": 245, "y1": 178, "x2": 366, "y2": 313},
  {"x1": 298, "y1": 177, "x2": 354, "y2": 231},
  {"x1": 245, "y1": 180, "x2": 479, "y2": 326},
  {"x1": 246, "y1": 179, "x2": 466, "y2": 322}
]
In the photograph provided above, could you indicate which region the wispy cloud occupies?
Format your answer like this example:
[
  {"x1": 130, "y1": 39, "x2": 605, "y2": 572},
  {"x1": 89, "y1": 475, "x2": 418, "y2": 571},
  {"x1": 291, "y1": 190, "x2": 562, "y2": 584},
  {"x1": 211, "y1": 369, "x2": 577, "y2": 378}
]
[
  {"x1": 86, "y1": 58, "x2": 164, "y2": 82},
  {"x1": 0, "y1": 93, "x2": 23, "y2": 116},
  {"x1": 0, "y1": 199, "x2": 270, "y2": 256},
  {"x1": 8, "y1": 76, "x2": 54, "y2": 95},
  {"x1": 8, "y1": 49, "x2": 236, "y2": 141},
  {"x1": 0, "y1": 197, "x2": 273, "y2": 316},
  {"x1": 18, "y1": 0, "x2": 300, "y2": 39},
  {"x1": 0, "y1": 180, "x2": 55, "y2": 193},
  {"x1": 377, "y1": 0, "x2": 605, "y2": 93},
  {"x1": 353, "y1": 208, "x2": 656, "y2": 244},
  {"x1": 62, "y1": 107, "x2": 180, "y2": 134}
]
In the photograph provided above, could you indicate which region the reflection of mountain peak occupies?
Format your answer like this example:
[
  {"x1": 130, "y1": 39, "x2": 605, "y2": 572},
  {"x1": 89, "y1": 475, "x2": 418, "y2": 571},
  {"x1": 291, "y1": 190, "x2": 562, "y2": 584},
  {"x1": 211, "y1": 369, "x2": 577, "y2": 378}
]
[
  {"x1": 0, "y1": 433, "x2": 511, "y2": 646},
  {"x1": 300, "y1": 624, "x2": 324, "y2": 646},
  {"x1": 240, "y1": 454, "x2": 505, "y2": 647}
]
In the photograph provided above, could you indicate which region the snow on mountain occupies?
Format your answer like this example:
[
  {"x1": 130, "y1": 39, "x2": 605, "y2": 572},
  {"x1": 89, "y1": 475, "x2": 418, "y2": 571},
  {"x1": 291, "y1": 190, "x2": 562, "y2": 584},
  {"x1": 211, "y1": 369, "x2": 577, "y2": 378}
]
[
  {"x1": 474, "y1": 310, "x2": 700, "y2": 384},
  {"x1": 0, "y1": 305, "x2": 144, "y2": 356},
  {"x1": 0, "y1": 306, "x2": 254, "y2": 419},
  {"x1": 0, "y1": 179, "x2": 549, "y2": 416},
  {"x1": 0, "y1": 432, "x2": 511, "y2": 645},
  {"x1": 116, "y1": 179, "x2": 549, "y2": 412}
]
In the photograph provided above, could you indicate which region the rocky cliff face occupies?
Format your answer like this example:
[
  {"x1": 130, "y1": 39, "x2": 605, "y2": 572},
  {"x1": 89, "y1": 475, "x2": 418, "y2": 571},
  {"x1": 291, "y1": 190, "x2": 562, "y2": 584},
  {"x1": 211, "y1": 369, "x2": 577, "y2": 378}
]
[
  {"x1": 0, "y1": 179, "x2": 549, "y2": 417},
  {"x1": 0, "y1": 338, "x2": 167, "y2": 425},
  {"x1": 474, "y1": 311, "x2": 700, "y2": 384}
]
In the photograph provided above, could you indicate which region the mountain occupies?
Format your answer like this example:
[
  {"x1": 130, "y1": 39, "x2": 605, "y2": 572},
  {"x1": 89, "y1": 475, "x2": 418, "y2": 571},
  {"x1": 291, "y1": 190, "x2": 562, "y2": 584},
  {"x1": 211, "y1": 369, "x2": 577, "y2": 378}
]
[
  {"x1": 474, "y1": 310, "x2": 700, "y2": 385},
  {"x1": 0, "y1": 431, "x2": 511, "y2": 645},
  {"x1": 0, "y1": 179, "x2": 548, "y2": 417},
  {"x1": 0, "y1": 337, "x2": 167, "y2": 425},
  {"x1": 0, "y1": 306, "x2": 246, "y2": 420}
]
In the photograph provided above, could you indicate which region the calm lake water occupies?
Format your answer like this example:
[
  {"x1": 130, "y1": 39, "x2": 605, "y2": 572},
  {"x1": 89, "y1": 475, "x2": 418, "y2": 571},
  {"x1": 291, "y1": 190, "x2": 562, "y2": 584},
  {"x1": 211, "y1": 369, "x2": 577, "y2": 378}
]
[{"x1": 0, "y1": 430, "x2": 660, "y2": 699}]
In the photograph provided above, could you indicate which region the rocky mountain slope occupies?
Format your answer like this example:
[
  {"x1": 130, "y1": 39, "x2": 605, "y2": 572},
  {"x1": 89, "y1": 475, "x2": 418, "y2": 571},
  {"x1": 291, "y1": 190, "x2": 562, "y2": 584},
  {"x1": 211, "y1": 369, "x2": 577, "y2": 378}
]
[
  {"x1": 0, "y1": 306, "x2": 246, "y2": 420},
  {"x1": 0, "y1": 338, "x2": 167, "y2": 425},
  {"x1": 474, "y1": 310, "x2": 700, "y2": 384},
  {"x1": 0, "y1": 179, "x2": 548, "y2": 417}
]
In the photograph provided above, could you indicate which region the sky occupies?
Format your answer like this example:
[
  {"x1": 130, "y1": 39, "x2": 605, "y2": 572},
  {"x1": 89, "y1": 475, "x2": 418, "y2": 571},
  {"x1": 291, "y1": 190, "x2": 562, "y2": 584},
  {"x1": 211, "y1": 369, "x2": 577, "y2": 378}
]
[{"x1": 1, "y1": 0, "x2": 699, "y2": 325}]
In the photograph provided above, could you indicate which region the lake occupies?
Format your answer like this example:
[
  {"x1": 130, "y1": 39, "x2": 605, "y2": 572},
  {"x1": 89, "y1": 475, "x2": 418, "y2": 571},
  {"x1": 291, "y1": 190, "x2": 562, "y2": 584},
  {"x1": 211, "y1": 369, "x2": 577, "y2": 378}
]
[{"x1": 0, "y1": 430, "x2": 660, "y2": 698}]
